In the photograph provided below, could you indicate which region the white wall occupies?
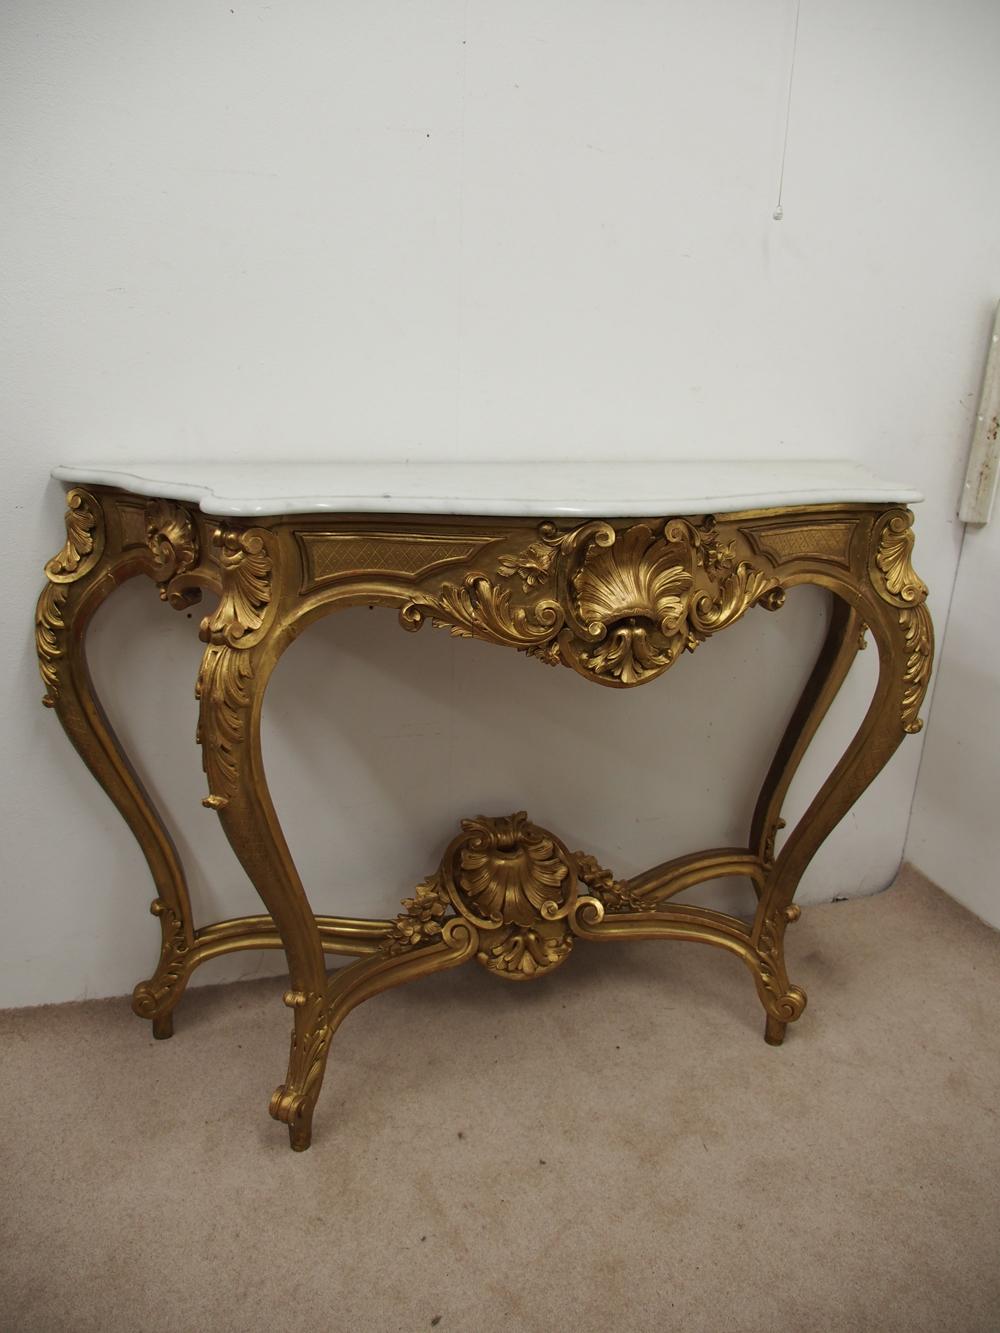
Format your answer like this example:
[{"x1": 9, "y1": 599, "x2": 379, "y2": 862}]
[
  {"x1": 3, "y1": 0, "x2": 998, "y2": 1007},
  {"x1": 906, "y1": 510, "x2": 1000, "y2": 927}
]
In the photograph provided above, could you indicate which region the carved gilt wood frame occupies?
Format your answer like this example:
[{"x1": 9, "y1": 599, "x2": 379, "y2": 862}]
[{"x1": 36, "y1": 486, "x2": 932, "y2": 1150}]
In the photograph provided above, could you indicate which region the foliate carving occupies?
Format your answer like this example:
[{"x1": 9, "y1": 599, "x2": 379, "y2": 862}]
[
  {"x1": 132, "y1": 897, "x2": 190, "y2": 1018},
  {"x1": 899, "y1": 603, "x2": 933, "y2": 734},
  {"x1": 44, "y1": 489, "x2": 102, "y2": 582},
  {"x1": 36, "y1": 583, "x2": 69, "y2": 707},
  {"x1": 401, "y1": 517, "x2": 783, "y2": 688},
  {"x1": 197, "y1": 528, "x2": 273, "y2": 809},
  {"x1": 401, "y1": 575, "x2": 561, "y2": 648},
  {"x1": 756, "y1": 911, "x2": 807, "y2": 1023},
  {"x1": 36, "y1": 489, "x2": 104, "y2": 705},
  {"x1": 872, "y1": 510, "x2": 933, "y2": 732},
  {"x1": 270, "y1": 989, "x2": 333, "y2": 1139},
  {"x1": 199, "y1": 528, "x2": 272, "y2": 647},
  {"x1": 874, "y1": 511, "x2": 928, "y2": 606},
  {"x1": 145, "y1": 499, "x2": 200, "y2": 609}
]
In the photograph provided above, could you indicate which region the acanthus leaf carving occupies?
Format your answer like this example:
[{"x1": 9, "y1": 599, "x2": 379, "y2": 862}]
[
  {"x1": 196, "y1": 527, "x2": 273, "y2": 809},
  {"x1": 44, "y1": 489, "x2": 102, "y2": 583},
  {"x1": 400, "y1": 516, "x2": 784, "y2": 689},
  {"x1": 131, "y1": 897, "x2": 191, "y2": 1018},
  {"x1": 874, "y1": 511, "x2": 928, "y2": 606},
  {"x1": 872, "y1": 510, "x2": 933, "y2": 732},
  {"x1": 36, "y1": 489, "x2": 104, "y2": 705}
]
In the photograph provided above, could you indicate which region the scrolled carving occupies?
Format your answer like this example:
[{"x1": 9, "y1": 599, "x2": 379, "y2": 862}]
[
  {"x1": 564, "y1": 524, "x2": 694, "y2": 685},
  {"x1": 382, "y1": 812, "x2": 583, "y2": 980},
  {"x1": 402, "y1": 516, "x2": 783, "y2": 689},
  {"x1": 196, "y1": 527, "x2": 273, "y2": 809},
  {"x1": 872, "y1": 510, "x2": 933, "y2": 732},
  {"x1": 44, "y1": 488, "x2": 102, "y2": 583},
  {"x1": 756, "y1": 910, "x2": 807, "y2": 1023},
  {"x1": 269, "y1": 988, "x2": 333, "y2": 1141},
  {"x1": 400, "y1": 574, "x2": 562, "y2": 649},
  {"x1": 199, "y1": 527, "x2": 272, "y2": 648},
  {"x1": 36, "y1": 489, "x2": 104, "y2": 705},
  {"x1": 873, "y1": 510, "x2": 928, "y2": 607},
  {"x1": 145, "y1": 499, "x2": 200, "y2": 609},
  {"x1": 131, "y1": 897, "x2": 190, "y2": 1018}
]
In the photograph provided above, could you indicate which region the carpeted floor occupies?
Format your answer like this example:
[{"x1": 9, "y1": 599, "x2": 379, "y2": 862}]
[{"x1": 1, "y1": 865, "x2": 998, "y2": 1333}]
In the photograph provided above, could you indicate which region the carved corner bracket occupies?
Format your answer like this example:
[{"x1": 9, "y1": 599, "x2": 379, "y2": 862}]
[{"x1": 400, "y1": 516, "x2": 785, "y2": 689}]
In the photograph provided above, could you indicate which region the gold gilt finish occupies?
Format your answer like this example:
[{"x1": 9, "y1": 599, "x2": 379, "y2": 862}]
[{"x1": 37, "y1": 487, "x2": 933, "y2": 1147}]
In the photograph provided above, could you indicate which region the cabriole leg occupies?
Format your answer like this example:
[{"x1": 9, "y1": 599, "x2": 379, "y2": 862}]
[
  {"x1": 750, "y1": 510, "x2": 933, "y2": 1043},
  {"x1": 196, "y1": 525, "x2": 339, "y2": 1150},
  {"x1": 36, "y1": 488, "x2": 198, "y2": 1037}
]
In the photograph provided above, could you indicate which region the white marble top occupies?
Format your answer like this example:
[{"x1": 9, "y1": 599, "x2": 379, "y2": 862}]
[{"x1": 51, "y1": 461, "x2": 922, "y2": 518}]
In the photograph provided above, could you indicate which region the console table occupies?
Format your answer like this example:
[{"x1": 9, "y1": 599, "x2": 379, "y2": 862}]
[{"x1": 36, "y1": 461, "x2": 933, "y2": 1151}]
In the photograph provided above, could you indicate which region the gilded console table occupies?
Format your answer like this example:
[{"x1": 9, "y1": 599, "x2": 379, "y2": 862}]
[{"x1": 36, "y1": 461, "x2": 933, "y2": 1151}]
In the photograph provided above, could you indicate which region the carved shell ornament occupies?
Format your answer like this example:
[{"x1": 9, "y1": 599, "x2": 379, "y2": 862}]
[
  {"x1": 453, "y1": 813, "x2": 570, "y2": 929},
  {"x1": 403, "y1": 515, "x2": 782, "y2": 688},
  {"x1": 567, "y1": 523, "x2": 694, "y2": 685},
  {"x1": 383, "y1": 812, "x2": 585, "y2": 980}
]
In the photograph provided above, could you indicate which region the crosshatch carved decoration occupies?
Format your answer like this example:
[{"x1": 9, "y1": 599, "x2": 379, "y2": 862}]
[{"x1": 36, "y1": 486, "x2": 933, "y2": 1151}]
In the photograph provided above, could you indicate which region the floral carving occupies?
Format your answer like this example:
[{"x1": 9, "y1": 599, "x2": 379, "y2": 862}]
[
  {"x1": 145, "y1": 499, "x2": 200, "y2": 609},
  {"x1": 575, "y1": 852, "x2": 653, "y2": 913},
  {"x1": 383, "y1": 874, "x2": 451, "y2": 955},
  {"x1": 496, "y1": 538, "x2": 558, "y2": 590}
]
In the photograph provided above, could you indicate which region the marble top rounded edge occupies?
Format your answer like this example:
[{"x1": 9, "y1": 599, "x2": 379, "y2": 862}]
[{"x1": 51, "y1": 461, "x2": 924, "y2": 518}]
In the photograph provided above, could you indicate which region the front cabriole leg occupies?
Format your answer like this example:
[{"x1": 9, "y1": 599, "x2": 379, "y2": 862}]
[
  {"x1": 749, "y1": 508, "x2": 933, "y2": 1045},
  {"x1": 196, "y1": 523, "x2": 342, "y2": 1150},
  {"x1": 36, "y1": 488, "x2": 214, "y2": 1038}
]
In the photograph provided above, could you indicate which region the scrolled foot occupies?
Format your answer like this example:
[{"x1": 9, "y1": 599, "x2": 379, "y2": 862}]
[{"x1": 269, "y1": 1083, "x2": 315, "y2": 1152}]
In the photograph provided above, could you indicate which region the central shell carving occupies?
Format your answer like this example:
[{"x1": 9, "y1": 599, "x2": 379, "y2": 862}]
[
  {"x1": 570, "y1": 524, "x2": 694, "y2": 685},
  {"x1": 457, "y1": 813, "x2": 569, "y2": 928},
  {"x1": 382, "y1": 812, "x2": 586, "y2": 981}
]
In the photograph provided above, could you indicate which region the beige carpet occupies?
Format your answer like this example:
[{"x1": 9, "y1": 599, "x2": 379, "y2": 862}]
[{"x1": 1, "y1": 865, "x2": 998, "y2": 1333}]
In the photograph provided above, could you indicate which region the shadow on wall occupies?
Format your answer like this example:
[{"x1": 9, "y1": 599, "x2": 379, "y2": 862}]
[{"x1": 84, "y1": 574, "x2": 883, "y2": 935}]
